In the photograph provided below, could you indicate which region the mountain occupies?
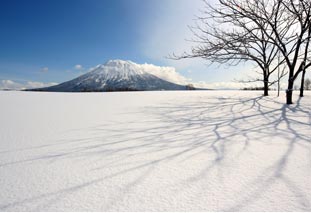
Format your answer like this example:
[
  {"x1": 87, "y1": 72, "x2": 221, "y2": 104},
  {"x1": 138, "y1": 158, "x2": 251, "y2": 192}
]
[{"x1": 30, "y1": 60, "x2": 189, "y2": 92}]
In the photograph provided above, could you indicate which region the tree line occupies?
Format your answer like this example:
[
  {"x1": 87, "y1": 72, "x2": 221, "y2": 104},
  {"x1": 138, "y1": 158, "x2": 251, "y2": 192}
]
[{"x1": 173, "y1": 0, "x2": 310, "y2": 104}]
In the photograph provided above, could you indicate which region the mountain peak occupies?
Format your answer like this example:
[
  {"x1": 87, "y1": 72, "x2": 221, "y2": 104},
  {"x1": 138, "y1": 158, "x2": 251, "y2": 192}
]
[
  {"x1": 105, "y1": 59, "x2": 135, "y2": 67},
  {"x1": 30, "y1": 60, "x2": 188, "y2": 92}
]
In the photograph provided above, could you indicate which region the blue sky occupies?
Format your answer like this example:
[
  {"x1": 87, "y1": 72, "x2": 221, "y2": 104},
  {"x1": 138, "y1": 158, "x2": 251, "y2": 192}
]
[{"x1": 0, "y1": 0, "x2": 266, "y2": 89}]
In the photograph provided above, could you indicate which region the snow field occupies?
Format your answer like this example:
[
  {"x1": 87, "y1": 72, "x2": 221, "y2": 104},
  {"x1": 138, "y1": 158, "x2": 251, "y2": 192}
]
[{"x1": 0, "y1": 90, "x2": 310, "y2": 211}]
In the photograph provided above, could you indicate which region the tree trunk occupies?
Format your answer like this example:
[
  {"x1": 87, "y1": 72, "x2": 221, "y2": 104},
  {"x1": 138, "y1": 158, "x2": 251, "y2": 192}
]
[
  {"x1": 286, "y1": 79, "x2": 294, "y2": 104},
  {"x1": 277, "y1": 58, "x2": 281, "y2": 97},
  {"x1": 263, "y1": 71, "x2": 269, "y2": 96},
  {"x1": 299, "y1": 69, "x2": 306, "y2": 97},
  {"x1": 264, "y1": 79, "x2": 269, "y2": 96},
  {"x1": 277, "y1": 75, "x2": 281, "y2": 97}
]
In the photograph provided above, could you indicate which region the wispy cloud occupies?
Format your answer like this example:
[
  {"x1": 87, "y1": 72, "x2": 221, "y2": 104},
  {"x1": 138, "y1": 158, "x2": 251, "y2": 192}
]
[
  {"x1": 40, "y1": 67, "x2": 49, "y2": 73},
  {"x1": 0, "y1": 80, "x2": 57, "y2": 90},
  {"x1": 75, "y1": 64, "x2": 83, "y2": 70}
]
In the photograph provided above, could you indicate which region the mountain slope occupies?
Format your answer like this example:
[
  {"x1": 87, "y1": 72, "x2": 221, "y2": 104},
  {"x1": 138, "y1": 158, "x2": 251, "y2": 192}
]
[{"x1": 32, "y1": 60, "x2": 187, "y2": 92}]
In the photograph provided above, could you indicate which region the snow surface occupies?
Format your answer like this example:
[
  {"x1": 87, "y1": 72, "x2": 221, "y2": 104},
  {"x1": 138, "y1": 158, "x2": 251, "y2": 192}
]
[{"x1": 0, "y1": 90, "x2": 310, "y2": 211}]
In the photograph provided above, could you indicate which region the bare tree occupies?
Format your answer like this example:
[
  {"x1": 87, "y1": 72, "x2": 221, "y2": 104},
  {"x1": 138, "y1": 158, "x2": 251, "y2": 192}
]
[
  {"x1": 304, "y1": 78, "x2": 311, "y2": 90},
  {"x1": 172, "y1": 0, "x2": 311, "y2": 104},
  {"x1": 299, "y1": 69, "x2": 307, "y2": 97},
  {"x1": 277, "y1": 53, "x2": 288, "y2": 97},
  {"x1": 216, "y1": 0, "x2": 311, "y2": 103},
  {"x1": 252, "y1": 0, "x2": 311, "y2": 103},
  {"x1": 171, "y1": 0, "x2": 286, "y2": 96}
]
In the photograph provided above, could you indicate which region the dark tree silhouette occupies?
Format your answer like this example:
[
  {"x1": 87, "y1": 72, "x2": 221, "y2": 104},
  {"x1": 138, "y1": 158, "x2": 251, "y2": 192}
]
[
  {"x1": 172, "y1": 0, "x2": 311, "y2": 104},
  {"x1": 226, "y1": 0, "x2": 311, "y2": 104},
  {"x1": 171, "y1": 0, "x2": 286, "y2": 96},
  {"x1": 266, "y1": 0, "x2": 311, "y2": 103}
]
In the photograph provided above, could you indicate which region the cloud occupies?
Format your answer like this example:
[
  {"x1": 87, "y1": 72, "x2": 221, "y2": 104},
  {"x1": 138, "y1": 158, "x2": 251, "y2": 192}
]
[
  {"x1": 75, "y1": 64, "x2": 83, "y2": 70},
  {"x1": 128, "y1": 61, "x2": 282, "y2": 90},
  {"x1": 0, "y1": 80, "x2": 57, "y2": 90},
  {"x1": 0, "y1": 80, "x2": 19, "y2": 89},
  {"x1": 131, "y1": 61, "x2": 254, "y2": 89},
  {"x1": 193, "y1": 81, "x2": 258, "y2": 90},
  {"x1": 40, "y1": 67, "x2": 49, "y2": 73},
  {"x1": 26, "y1": 81, "x2": 57, "y2": 89},
  {"x1": 139, "y1": 0, "x2": 254, "y2": 82},
  {"x1": 141, "y1": 63, "x2": 189, "y2": 85}
]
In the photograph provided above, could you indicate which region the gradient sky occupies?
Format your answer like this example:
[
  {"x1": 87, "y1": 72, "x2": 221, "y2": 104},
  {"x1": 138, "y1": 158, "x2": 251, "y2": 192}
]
[{"x1": 1, "y1": 0, "x2": 305, "y2": 89}]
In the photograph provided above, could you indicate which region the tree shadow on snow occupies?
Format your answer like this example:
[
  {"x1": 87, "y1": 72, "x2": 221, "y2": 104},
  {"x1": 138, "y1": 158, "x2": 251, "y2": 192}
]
[{"x1": 0, "y1": 93, "x2": 310, "y2": 211}]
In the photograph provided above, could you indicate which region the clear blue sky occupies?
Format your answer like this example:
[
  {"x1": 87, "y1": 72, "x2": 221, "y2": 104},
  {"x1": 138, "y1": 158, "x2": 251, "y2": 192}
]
[
  {"x1": 0, "y1": 0, "x2": 157, "y2": 82},
  {"x1": 0, "y1": 0, "x2": 270, "y2": 89}
]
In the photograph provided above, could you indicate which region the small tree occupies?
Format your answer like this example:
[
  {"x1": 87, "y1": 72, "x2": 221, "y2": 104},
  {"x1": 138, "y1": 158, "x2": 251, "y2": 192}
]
[
  {"x1": 304, "y1": 78, "x2": 311, "y2": 90},
  {"x1": 186, "y1": 84, "x2": 196, "y2": 90},
  {"x1": 300, "y1": 69, "x2": 307, "y2": 97}
]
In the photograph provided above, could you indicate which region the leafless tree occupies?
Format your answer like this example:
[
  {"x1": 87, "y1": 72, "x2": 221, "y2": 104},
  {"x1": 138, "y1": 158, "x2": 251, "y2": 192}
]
[
  {"x1": 262, "y1": 0, "x2": 311, "y2": 103},
  {"x1": 277, "y1": 53, "x2": 288, "y2": 97},
  {"x1": 171, "y1": 0, "x2": 286, "y2": 96},
  {"x1": 172, "y1": 0, "x2": 311, "y2": 104},
  {"x1": 299, "y1": 69, "x2": 307, "y2": 97},
  {"x1": 223, "y1": 0, "x2": 311, "y2": 103},
  {"x1": 304, "y1": 78, "x2": 311, "y2": 90}
]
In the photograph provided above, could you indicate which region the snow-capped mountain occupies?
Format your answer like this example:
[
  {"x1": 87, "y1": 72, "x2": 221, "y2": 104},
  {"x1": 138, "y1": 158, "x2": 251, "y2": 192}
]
[{"x1": 32, "y1": 60, "x2": 188, "y2": 92}]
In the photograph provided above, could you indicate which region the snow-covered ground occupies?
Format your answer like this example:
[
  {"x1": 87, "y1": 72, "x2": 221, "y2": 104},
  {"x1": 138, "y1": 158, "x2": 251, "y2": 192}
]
[{"x1": 0, "y1": 90, "x2": 310, "y2": 211}]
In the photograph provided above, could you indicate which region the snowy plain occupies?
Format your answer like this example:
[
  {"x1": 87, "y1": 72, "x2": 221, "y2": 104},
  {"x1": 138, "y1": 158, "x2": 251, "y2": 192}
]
[{"x1": 0, "y1": 90, "x2": 310, "y2": 211}]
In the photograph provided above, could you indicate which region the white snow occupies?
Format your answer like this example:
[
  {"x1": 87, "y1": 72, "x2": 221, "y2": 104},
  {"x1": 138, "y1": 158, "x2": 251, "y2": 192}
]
[
  {"x1": 0, "y1": 90, "x2": 310, "y2": 211},
  {"x1": 95, "y1": 60, "x2": 147, "y2": 80},
  {"x1": 95, "y1": 60, "x2": 188, "y2": 85}
]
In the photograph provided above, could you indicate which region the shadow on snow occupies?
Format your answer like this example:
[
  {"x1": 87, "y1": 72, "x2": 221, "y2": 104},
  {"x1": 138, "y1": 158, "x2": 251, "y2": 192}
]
[{"x1": 0, "y1": 94, "x2": 310, "y2": 210}]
